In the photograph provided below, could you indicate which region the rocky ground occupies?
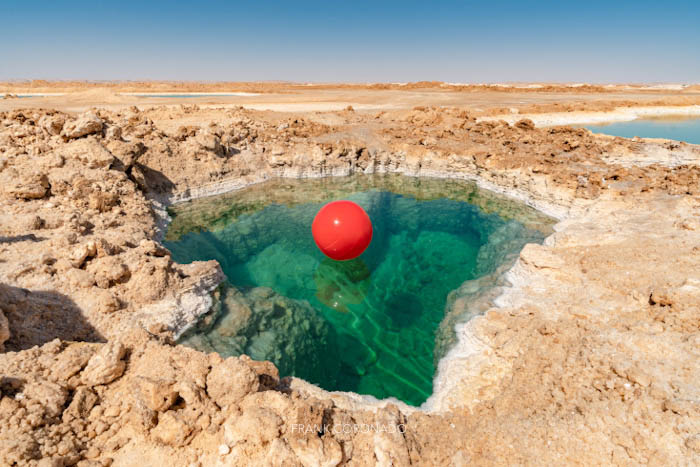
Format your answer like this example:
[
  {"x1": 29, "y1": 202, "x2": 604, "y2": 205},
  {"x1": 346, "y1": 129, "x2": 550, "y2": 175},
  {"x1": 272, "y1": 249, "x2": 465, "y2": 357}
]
[{"x1": 0, "y1": 93, "x2": 699, "y2": 465}]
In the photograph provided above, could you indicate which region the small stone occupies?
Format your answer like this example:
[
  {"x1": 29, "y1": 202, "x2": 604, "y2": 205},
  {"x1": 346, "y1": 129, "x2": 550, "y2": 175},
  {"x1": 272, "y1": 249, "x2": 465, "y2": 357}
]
[
  {"x1": 70, "y1": 241, "x2": 97, "y2": 268},
  {"x1": 135, "y1": 377, "x2": 178, "y2": 412},
  {"x1": 6, "y1": 173, "x2": 50, "y2": 199},
  {"x1": 686, "y1": 435, "x2": 700, "y2": 453},
  {"x1": 61, "y1": 112, "x2": 103, "y2": 139},
  {"x1": 39, "y1": 115, "x2": 66, "y2": 135},
  {"x1": 152, "y1": 412, "x2": 193, "y2": 447},
  {"x1": 82, "y1": 341, "x2": 126, "y2": 386},
  {"x1": 105, "y1": 125, "x2": 122, "y2": 140},
  {"x1": 103, "y1": 406, "x2": 120, "y2": 417},
  {"x1": 206, "y1": 357, "x2": 259, "y2": 407}
]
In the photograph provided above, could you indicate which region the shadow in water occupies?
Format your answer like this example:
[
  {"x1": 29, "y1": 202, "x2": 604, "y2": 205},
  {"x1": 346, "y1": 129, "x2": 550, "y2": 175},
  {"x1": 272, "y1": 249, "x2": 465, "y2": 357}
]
[
  {"x1": 0, "y1": 283, "x2": 105, "y2": 351},
  {"x1": 385, "y1": 292, "x2": 423, "y2": 328}
]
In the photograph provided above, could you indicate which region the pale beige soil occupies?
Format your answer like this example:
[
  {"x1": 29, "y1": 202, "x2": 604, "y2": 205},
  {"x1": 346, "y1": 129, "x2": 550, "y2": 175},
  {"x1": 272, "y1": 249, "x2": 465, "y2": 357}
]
[
  {"x1": 0, "y1": 84, "x2": 699, "y2": 466},
  {"x1": 2, "y1": 81, "x2": 700, "y2": 117}
]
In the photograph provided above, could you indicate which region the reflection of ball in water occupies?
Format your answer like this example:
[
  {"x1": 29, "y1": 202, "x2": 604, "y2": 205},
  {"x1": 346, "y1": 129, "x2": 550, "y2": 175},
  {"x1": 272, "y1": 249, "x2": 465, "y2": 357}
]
[
  {"x1": 312, "y1": 201, "x2": 373, "y2": 261},
  {"x1": 314, "y1": 257, "x2": 370, "y2": 312}
]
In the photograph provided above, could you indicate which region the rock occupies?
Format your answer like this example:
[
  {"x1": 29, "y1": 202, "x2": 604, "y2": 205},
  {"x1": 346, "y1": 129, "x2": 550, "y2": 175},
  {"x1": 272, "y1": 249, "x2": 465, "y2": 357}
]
[
  {"x1": 84, "y1": 288, "x2": 122, "y2": 314},
  {"x1": 686, "y1": 435, "x2": 700, "y2": 453},
  {"x1": 63, "y1": 387, "x2": 99, "y2": 420},
  {"x1": 195, "y1": 132, "x2": 223, "y2": 156},
  {"x1": 63, "y1": 268, "x2": 97, "y2": 289},
  {"x1": 51, "y1": 345, "x2": 95, "y2": 381},
  {"x1": 82, "y1": 341, "x2": 126, "y2": 386},
  {"x1": 88, "y1": 190, "x2": 119, "y2": 213},
  {"x1": 129, "y1": 164, "x2": 148, "y2": 190},
  {"x1": 206, "y1": 357, "x2": 259, "y2": 407},
  {"x1": 135, "y1": 377, "x2": 178, "y2": 412},
  {"x1": 61, "y1": 112, "x2": 103, "y2": 139},
  {"x1": 152, "y1": 412, "x2": 192, "y2": 447},
  {"x1": 105, "y1": 125, "x2": 122, "y2": 140},
  {"x1": 0, "y1": 434, "x2": 41, "y2": 465},
  {"x1": 37, "y1": 457, "x2": 67, "y2": 467},
  {"x1": 87, "y1": 256, "x2": 130, "y2": 288},
  {"x1": 625, "y1": 366, "x2": 651, "y2": 387},
  {"x1": 104, "y1": 140, "x2": 144, "y2": 171},
  {"x1": 0, "y1": 310, "x2": 9, "y2": 351},
  {"x1": 519, "y1": 244, "x2": 566, "y2": 270},
  {"x1": 61, "y1": 138, "x2": 115, "y2": 169},
  {"x1": 6, "y1": 173, "x2": 50, "y2": 199},
  {"x1": 70, "y1": 241, "x2": 98, "y2": 268},
  {"x1": 39, "y1": 115, "x2": 66, "y2": 135},
  {"x1": 223, "y1": 407, "x2": 281, "y2": 446},
  {"x1": 241, "y1": 355, "x2": 279, "y2": 389},
  {"x1": 22, "y1": 381, "x2": 68, "y2": 418},
  {"x1": 288, "y1": 436, "x2": 343, "y2": 467},
  {"x1": 664, "y1": 398, "x2": 700, "y2": 416},
  {"x1": 649, "y1": 287, "x2": 674, "y2": 307},
  {"x1": 187, "y1": 285, "x2": 340, "y2": 387},
  {"x1": 139, "y1": 239, "x2": 169, "y2": 257},
  {"x1": 218, "y1": 444, "x2": 230, "y2": 455}
]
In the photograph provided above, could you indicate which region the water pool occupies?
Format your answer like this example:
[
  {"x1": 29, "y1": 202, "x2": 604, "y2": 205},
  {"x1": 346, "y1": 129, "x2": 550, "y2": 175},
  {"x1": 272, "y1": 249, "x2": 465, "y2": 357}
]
[
  {"x1": 582, "y1": 117, "x2": 700, "y2": 144},
  {"x1": 164, "y1": 175, "x2": 553, "y2": 405}
]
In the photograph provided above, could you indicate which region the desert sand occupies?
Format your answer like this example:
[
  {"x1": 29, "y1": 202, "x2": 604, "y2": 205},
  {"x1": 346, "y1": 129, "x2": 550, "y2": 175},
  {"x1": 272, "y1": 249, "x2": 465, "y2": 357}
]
[{"x1": 0, "y1": 82, "x2": 699, "y2": 465}]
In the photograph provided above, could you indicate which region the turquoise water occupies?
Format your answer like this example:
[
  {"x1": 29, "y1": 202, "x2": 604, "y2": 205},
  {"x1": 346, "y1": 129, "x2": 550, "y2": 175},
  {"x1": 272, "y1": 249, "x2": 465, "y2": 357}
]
[
  {"x1": 583, "y1": 117, "x2": 700, "y2": 144},
  {"x1": 164, "y1": 175, "x2": 552, "y2": 405}
]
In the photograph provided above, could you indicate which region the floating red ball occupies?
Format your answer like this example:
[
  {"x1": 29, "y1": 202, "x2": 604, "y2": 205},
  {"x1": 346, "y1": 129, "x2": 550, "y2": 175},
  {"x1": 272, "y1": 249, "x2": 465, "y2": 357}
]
[{"x1": 312, "y1": 200, "x2": 373, "y2": 261}]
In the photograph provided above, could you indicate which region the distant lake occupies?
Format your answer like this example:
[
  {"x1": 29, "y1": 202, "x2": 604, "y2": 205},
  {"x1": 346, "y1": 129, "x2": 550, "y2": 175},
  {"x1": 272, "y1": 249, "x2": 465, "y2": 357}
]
[
  {"x1": 582, "y1": 117, "x2": 700, "y2": 145},
  {"x1": 1, "y1": 94, "x2": 65, "y2": 98}
]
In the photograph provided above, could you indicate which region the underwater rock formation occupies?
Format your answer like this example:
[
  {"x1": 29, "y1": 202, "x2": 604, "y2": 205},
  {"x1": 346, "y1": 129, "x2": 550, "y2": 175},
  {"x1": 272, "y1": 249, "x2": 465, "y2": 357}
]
[{"x1": 182, "y1": 285, "x2": 341, "y2": 386}]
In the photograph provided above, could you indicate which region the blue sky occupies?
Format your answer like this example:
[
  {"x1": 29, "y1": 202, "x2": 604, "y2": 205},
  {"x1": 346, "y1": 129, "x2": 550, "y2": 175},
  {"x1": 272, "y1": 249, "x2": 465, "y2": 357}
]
[{"x1": 2, "y1": 0, "x2": 699, "y2": 83}]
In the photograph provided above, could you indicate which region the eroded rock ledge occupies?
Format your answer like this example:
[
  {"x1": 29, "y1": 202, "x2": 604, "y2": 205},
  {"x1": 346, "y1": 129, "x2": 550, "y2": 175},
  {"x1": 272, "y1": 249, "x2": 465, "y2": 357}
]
[{"x1": 0, "y1": 106, "x2": 699, "y2": 465}]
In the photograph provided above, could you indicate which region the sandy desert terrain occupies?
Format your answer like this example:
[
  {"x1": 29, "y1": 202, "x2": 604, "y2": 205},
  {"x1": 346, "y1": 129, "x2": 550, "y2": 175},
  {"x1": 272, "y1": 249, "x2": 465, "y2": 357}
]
[{"x1": 0, "y1": 82, "x2": 699, "y2": 465}]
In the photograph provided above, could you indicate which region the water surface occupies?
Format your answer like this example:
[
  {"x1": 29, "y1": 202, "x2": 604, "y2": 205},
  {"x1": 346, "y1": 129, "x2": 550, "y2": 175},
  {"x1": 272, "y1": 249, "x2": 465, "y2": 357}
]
[
  {"x1": 583, "y1": 117, "x2": 700, "y2": 144},
  {"x1": 165, "y1": 175, "x2": 553, "y2": 405}
]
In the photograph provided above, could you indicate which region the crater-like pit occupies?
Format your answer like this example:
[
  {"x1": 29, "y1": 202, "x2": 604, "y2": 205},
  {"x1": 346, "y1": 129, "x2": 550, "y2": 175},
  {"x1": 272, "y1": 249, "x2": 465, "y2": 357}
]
[{"x1": 164, "y1": 175, "x2": 553, "y2": 405}]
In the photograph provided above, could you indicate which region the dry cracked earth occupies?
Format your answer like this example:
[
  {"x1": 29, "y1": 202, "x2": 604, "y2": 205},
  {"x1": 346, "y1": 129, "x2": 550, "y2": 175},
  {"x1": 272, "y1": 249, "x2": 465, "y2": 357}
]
[{"x1": 0, "y1": 101, "x2": 699, "y2": 466}]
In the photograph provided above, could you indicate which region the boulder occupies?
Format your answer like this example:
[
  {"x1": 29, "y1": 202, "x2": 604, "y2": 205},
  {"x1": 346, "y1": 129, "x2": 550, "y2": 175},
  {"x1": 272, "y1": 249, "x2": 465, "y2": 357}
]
[
  {"x1": 195, "y1": 132, "x2": 223, "y2": 156},
  {"x1": 135, "y1": 377, "x2": 179, "y2": 412},
  {"x1": 206, "y1": 357, "x2": 259, "y2": 407},
  {"x1": 38, "y1": 115, "x2": 65, "y2": 135},
  {"x1": 81, "y1": 341, "x2": 126, "y2": 386},
  {"x1": 86, "y1": 256, "x2": 130, "y2": 288},
  {"x1": 5, "y1": 173, "x2": 49, "y2": 200},
  {"x1": 61, "y1": 112, "x2": 103, "y2": 140},
  {"x1": 151, "y1": 411, "x2": 192, "y2": 447},
  {"x1": 223, "y1": 407, "x2": 281, "y2": 446}
]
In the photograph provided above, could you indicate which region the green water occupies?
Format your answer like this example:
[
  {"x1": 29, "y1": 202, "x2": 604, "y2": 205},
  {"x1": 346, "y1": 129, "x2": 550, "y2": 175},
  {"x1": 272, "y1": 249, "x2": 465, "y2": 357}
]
[
  {"x1": 582, "y1": 117, "x2": 700, "y2": 144},
  {"x1": 164, "y1": 175, "x2": 552, "y2": 405}
]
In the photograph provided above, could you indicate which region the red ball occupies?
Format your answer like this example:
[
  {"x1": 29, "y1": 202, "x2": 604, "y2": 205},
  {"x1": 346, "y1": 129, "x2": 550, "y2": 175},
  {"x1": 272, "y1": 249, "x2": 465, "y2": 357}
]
[{"x1": 312, "y1": 200, "x2": 373, "y2": 261}]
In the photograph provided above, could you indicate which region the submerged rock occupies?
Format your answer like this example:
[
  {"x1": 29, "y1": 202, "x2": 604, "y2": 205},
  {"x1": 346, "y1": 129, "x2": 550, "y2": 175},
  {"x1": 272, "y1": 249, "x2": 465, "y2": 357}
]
[
  {"x1": 314, "y1": 257, "x2": 370, "y2": 313},
  {"x1": 181, "y1": 284, "x2": 341, "y2": 386}
]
